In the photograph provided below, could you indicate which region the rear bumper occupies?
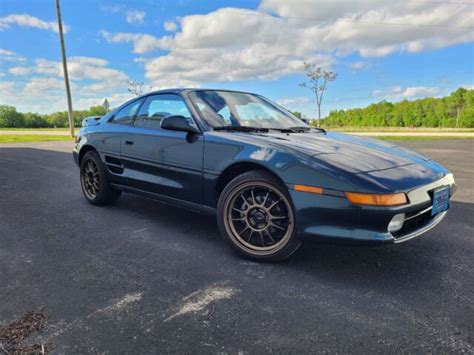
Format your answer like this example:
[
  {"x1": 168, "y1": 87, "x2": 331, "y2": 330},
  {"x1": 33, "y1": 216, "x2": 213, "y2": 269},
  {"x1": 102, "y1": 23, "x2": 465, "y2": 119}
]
[{"x1": 290, "y1": 174, "x2": 455, "y2": 244}]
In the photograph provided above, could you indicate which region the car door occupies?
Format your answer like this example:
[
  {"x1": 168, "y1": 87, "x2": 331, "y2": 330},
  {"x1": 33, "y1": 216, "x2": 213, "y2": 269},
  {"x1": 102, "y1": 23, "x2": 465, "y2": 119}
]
[
  {"x1": 92, "y1": 98, "x2": 144, "y2": 185},
  {"x1": 120, "y1": 93, "x2": 204, "y2": 204}
]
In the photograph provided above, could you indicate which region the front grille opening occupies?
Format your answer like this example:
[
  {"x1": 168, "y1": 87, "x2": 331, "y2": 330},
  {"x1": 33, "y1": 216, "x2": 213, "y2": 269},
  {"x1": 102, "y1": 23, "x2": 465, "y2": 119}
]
[{"x1": 392, "y1": 208, "x2": 434, "y2": 238}]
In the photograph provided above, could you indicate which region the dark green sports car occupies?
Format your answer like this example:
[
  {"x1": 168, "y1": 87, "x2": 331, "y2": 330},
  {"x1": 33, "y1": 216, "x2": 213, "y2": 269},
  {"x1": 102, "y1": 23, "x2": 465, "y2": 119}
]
[{"x1": 73, "y1": 89, "x2": 456, "y2": 261}]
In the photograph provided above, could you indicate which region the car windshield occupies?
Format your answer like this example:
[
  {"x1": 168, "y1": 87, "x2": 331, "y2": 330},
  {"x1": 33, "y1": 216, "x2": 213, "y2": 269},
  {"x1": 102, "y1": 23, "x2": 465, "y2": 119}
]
[{"x1": 188, "y1": 90, "x2": 307, "y2": 130}]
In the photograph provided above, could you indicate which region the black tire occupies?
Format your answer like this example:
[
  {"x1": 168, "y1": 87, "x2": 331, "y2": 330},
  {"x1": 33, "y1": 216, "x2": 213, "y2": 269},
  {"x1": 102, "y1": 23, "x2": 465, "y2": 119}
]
[
  {"x1": 217, "y1": 170, "x2": 301, "y2": 261},
  {"x1": 80, "y1": 150, "x2": 121, "y2": 205}
]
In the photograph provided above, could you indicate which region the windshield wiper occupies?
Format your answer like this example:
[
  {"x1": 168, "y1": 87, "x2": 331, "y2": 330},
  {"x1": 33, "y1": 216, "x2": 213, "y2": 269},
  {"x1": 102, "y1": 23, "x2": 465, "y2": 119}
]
[
  {"x1": 288, "y1": 126, "x2": 311, "y2": 133},
  {"x1": 288, "y1": 126, "x2": 327, "y2": 133},
  {"x1": 266, "y1": 126, "x2": 312, "y2": 133},
  {"x1": 213, "y1": 126, "x2": 269, "y2": 133},
  {"x1": 313, "y1": 127, "x2": 327, "y2": 133}
]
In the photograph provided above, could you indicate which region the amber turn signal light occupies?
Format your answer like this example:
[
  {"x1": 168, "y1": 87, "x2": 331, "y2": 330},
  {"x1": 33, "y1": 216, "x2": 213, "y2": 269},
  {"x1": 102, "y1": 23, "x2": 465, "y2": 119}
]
[
  {"x1": 294, "y1": 184, "x2": 324, "y2": 194},
  {"x1": 345, "y1": 192, "x2": 407, "y2": 206}
]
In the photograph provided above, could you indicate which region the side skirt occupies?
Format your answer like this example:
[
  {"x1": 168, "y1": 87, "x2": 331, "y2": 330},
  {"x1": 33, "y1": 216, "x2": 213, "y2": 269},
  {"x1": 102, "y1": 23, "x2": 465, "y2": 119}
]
[{"x1": 110, "y1": 183, "x2": 216, "y2": 216}]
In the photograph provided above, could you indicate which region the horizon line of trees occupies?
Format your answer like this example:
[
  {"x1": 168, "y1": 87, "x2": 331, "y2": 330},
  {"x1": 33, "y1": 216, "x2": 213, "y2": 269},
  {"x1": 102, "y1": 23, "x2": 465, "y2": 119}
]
[
  {"x1": 0, "y1": 105, "x2": 107, "y2": 128},
  {"x1": 322, "y1": 88, "x2": 474, "y2": 128},
  {"x1": 1, "y1": 87, "x2": 473, "y2": 129}
]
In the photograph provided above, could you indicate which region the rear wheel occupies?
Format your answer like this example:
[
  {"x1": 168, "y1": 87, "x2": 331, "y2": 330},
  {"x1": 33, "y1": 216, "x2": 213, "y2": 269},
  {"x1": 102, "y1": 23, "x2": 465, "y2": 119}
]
[
  {"x1": 217, "y1": 170, "x2": 300, "y2": 261},
  {"x1": 80, "y1": 150, "x2": 120, "y2": 205}
]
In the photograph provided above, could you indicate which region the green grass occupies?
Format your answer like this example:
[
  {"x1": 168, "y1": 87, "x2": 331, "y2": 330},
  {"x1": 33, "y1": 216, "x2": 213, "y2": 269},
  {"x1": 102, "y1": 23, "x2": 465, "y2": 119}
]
[
  {"x1": 0, "y1": 135, "x2": 73, "y2": 143},
  {"x1": 325, "y1": 126, "x2": 474, "y2": 133},
  {"x1": 0, "y1": 127, "x2": 77, "y2": 131},
  {"x1": 377, "y1": 136, "x2": 474, "y2": 141}
]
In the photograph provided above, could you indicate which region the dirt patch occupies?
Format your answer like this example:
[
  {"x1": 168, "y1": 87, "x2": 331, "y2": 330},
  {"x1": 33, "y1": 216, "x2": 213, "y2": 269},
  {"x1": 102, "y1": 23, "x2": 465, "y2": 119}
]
[{"x1": 0, "y1": 309, "x2": 51, "y2": 354}]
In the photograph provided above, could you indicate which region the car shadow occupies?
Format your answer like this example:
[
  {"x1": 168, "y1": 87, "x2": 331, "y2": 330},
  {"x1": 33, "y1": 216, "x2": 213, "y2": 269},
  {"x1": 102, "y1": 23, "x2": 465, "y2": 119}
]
[{"x1": 111, "y1": 186, "x2": 472, "y2": 294}]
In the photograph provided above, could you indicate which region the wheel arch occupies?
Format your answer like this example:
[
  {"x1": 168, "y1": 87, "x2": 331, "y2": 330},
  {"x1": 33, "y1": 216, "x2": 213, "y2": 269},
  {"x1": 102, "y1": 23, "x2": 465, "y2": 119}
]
[
  {"x1": 78, "y1": 144, "x2": 98, "y2": 165},
  {"x1": 215, "y1": 161, "x2": 287, "y2": 202}
]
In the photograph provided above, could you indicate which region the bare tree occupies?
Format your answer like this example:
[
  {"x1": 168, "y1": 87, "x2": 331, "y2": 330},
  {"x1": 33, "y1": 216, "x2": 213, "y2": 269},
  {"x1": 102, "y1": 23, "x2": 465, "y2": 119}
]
[
  {"x1": 299, "y1": 62, "x2": 338, "y2": 127},
  {"x1": 127, "y1": 80, "x2": 151, "y2": 96}
]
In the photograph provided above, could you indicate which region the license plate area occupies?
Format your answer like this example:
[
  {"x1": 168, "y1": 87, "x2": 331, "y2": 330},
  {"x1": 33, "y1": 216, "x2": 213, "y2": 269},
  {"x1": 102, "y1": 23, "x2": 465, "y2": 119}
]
[{"x1": 431, "y1": 186, "x2": 450, "y2": 216}]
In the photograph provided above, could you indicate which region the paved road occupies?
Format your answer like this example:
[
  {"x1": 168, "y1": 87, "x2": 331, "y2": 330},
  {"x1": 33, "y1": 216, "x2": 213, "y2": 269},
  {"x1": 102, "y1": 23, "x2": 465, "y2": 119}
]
[{"x1": 0, "y1": 140, "x2": 473, "y2": 353}]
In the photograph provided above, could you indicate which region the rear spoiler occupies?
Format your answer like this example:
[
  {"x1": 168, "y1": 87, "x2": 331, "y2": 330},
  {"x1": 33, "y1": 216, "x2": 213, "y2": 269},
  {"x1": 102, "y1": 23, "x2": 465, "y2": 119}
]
[{"x1": 82, "y1": 116, "x2": 102, "y2": 127}]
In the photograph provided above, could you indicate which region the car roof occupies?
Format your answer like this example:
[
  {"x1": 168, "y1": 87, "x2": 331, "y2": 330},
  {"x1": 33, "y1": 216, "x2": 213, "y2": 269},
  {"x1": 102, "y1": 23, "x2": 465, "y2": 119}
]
[
  {"x1": 144, "y1": 88, "x2": 259, "y2": 96},
  {"x1": 113, "y1": 88, "x2": 261, "y2": 113}
]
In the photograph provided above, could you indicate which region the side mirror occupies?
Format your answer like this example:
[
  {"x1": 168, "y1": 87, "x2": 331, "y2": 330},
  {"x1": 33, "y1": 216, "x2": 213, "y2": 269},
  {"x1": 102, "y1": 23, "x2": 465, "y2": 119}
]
[
  {"x1": 301, "y1": 118, "x2": 310, "y2": 125},
  {"x1": 161, "y1": 115, "x2": 199, "y2": 134}
]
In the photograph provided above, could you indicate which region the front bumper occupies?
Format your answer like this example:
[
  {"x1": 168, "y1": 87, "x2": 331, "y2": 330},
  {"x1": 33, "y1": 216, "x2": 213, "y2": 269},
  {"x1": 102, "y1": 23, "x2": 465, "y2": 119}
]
[
  {"x1": 289, "y1": 174, "x2": 456, "y2": 244},
  {"x1": 73, "y1": 150, "x2": 79, "y2": 166}
]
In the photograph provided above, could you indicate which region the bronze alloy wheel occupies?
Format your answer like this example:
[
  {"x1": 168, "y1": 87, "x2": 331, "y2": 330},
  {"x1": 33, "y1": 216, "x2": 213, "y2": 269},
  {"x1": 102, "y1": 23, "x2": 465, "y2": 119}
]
[
  {"x1": 223, "y1": 181, "x2": 294, "y2": 256},
  {"x1": 81, "y1": 159, "x2": 100, "y2": 200}
]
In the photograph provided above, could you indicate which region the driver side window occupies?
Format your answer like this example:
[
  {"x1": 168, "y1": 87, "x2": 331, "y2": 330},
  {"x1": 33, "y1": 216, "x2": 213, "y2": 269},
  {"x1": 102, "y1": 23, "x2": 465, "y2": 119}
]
[
  {"x1": 134, "y1": 94, "x2": 193, "y2": 130},
  {"x1": 111, "y1": 99, "x2": 143, "y2": 125}
]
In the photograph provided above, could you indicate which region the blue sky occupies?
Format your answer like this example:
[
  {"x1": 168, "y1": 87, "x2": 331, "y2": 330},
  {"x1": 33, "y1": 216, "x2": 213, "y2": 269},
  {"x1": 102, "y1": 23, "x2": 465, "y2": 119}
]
[{"x1": 0, "y1": 0, "x2": 473, "y2": 116}]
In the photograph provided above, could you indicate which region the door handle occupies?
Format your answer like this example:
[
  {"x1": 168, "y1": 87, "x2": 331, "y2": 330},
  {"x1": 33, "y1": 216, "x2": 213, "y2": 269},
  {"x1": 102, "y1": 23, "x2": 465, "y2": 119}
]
[{"x1": 125, "y1": 140, "x2": 134, "y2": 145}]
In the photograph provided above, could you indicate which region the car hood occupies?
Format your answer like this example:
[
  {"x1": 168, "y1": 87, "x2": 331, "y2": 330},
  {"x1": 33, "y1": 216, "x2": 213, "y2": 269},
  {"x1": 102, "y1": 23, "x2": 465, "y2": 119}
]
[{"x1": 243, "y1": 131, "x2": 431, "y2": 174}]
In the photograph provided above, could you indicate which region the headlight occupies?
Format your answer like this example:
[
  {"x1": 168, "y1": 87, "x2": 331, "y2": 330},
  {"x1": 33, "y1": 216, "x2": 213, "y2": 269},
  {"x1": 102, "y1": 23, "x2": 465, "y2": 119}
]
[{"x1": 345, "y1": 192, "x2": 408, "y2": 206}]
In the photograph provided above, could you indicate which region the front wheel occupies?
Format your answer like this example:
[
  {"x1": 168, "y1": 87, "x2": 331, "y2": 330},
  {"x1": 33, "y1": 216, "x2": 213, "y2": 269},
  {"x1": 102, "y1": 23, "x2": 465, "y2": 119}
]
[
  {"x1": 80, "y1": 150, "x2": 121, "y2": 205},
  {"x1": 217, "y1": 170, "x2": 301, "y2": 261}
]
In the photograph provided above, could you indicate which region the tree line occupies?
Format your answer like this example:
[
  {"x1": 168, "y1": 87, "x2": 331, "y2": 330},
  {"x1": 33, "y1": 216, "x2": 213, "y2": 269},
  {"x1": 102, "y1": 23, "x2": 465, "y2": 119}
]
[
  {"x1": 1, "y1": 87, "x2": 473, "y2": 128},
  {"x1": 323, "y1": 88, "x2": 474, "y2": 128},
  {"x1": 0, "y1": 105, "x2": 107, "y2": 128}
]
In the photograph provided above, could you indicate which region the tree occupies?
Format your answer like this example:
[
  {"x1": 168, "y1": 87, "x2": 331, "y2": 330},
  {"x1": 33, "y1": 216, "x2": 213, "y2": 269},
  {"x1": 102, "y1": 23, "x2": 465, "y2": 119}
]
[
  {"x1": 0, "y1": 105, "x2": 24, "y2": 128},
  {"x1": 89, "y1": 105, "x2": 107, "y2": 116},
  {"x1": 323, "y1": 88, "x2": 474, "y2": 128},
  {"x1": 23, "y1": 112, "x2": 48, "y2": 128},
  {"x1": 299, "y1": 62, "x2": 338, "y2": 127},
  {"x1": 127, "y1": 80, "x2": 151, "y2": 96}
]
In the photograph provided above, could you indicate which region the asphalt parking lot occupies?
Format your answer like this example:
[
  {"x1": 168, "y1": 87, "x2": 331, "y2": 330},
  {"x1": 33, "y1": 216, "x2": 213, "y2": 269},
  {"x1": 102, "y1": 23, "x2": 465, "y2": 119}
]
[{"x1": 1, "y1": 140, "x2": 473, "y2": 353}]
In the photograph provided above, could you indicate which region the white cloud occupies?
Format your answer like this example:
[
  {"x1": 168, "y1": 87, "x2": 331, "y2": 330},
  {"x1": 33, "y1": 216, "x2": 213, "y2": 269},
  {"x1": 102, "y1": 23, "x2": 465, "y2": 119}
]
[
  {"x1": 100, "y1": 1, "x2": 473, "y2": 87},
  {"x1": 348, "y1": 61, "x2": 370, "y2": 70},
  {"x1": 102, "y1": 5, "x2": 146, "y2": 25},
  {"x1": 0, "y1": 81, "x2": 15, "y2": 94},
  {"x1": 0, "y1": 14, "x2": 68, "y2": 33},
  {"x1": 9, "y1": 66, "x2": 32, "y2": 75},
  {"x1": 277, "y1": 97, "x2": 312, "y2": 106},
  {"x1": 69, "y1": 56, "x2": 109, "y2": 67},
  {"x1": 126, "y1": 10, "x2": 146, "y2": 24},
  {"x1": 260, "y1": 0, "x2": 473, "y2": 57},
  {"x1": 0, "y1": 48, "x2": 26, "y2": 62},
  {"x1": 75, "y1": 93, "x2": 134, "y2": 110},
  {"x1": 100, "y1": 30, "x2": 172, "y2": 54},
  {"x1": 14, "y1": 56, "x2": 129, "y2": 86},
  {"x1": 373, "y1": 86, "x2": 441, "y2": 100},
  {"x1": 164, "y1": 21, "x2": 177, "y2": 32},
  {"x1": 24, "y1": 77, "x2": 65, "y2": 96},
  {"x1": 133, "y1": 57, "x2": 149, "y2": 63},
  {"x1": 0, "y1": 49, "x2": 16, "y2": 56},
  {"x1": 1, "y1": 55, "x2": 131, "y2": 113}
]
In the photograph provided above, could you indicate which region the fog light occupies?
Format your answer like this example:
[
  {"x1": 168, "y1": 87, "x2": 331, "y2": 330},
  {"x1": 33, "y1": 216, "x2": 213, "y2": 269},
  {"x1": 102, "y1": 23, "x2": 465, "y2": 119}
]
[{"x1": 388, "y1": 213, "x2": 405, "y2": 233}]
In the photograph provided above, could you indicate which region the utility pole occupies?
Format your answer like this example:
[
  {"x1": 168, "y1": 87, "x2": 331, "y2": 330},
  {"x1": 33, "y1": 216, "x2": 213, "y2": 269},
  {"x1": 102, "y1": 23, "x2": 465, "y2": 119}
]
[{"x1": 56, "y1": 0, "x2": 74, "y2": 137}]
